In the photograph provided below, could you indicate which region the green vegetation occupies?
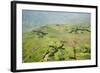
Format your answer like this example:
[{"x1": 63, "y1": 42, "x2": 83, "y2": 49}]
[{"x1": 22, "y1": 24, "x2": 91, "y2": 63}]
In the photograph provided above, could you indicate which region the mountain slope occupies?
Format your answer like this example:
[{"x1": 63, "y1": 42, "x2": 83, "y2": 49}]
[{"x1": 22, "y1": 24, "x2": 91, "y2": 63}]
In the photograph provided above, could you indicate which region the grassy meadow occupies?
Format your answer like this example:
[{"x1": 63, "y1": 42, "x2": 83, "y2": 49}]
[{"x1": 22, "y1": 24, "x2": 91, "y2": 63}]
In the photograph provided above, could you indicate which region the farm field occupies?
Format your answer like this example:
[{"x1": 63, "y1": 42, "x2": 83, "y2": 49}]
[{"x1": 22, "y1": 24, "x2": 91, "y2": 63}]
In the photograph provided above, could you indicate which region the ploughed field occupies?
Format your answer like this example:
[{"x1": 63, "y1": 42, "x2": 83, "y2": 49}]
[{"x1": 22, "y1": 24, "x2": 91, "y2": 63}]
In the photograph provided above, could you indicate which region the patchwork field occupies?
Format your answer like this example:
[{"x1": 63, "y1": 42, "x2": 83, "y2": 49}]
[{"x1": 22, "y1": 24, "x2": 91, "y2": 63}]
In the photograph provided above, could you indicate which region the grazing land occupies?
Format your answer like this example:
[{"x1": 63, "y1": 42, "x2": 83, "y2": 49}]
[{"x1": 22, "y1": 24, "x2": 91, "y2": 63}]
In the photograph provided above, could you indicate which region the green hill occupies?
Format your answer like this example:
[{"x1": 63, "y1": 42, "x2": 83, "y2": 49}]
[{"x1": 22, "y1": 24, "x2": 91, "y2": 63}]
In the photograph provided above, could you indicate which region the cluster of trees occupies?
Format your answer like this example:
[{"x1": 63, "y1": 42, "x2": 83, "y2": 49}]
[
  {"x1": 32, "y1": 30, "x2": 48, "y2": 38},
  {"x1": 41, "y1": 41, "x2": 90, "y2": 61},
  {"x1": 68, "y1": 25, "x2": 90, "y2": 34},
  {"x1": 42, "y1": 43, "x2": 65, "y2": 61}
]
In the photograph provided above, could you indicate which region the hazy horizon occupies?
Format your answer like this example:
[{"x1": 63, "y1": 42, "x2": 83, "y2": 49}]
[{"x1": 22, "y1": 10, "x2": 91, "y2": 32}]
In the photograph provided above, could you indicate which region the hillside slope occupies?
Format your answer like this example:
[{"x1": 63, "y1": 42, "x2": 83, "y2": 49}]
[{"x1": 22, "y1": 24, "x2": 91, "y2": 63}]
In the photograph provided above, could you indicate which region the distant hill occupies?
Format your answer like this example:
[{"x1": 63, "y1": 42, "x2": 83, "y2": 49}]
[{"x1": 22, "y1": 10, "x2": 90, "y2": 32}]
